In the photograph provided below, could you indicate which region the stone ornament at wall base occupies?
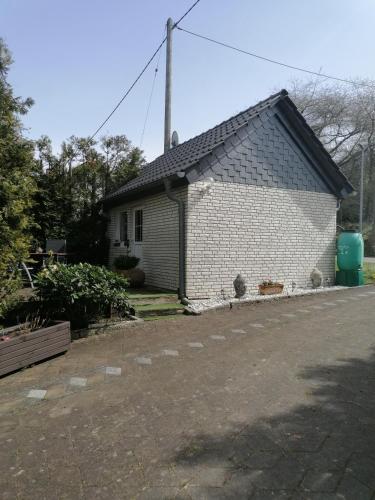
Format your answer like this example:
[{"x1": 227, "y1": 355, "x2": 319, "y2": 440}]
[
  {"x1": 310, "y1": 268, "x2": 323, "y2": 288},
  {"x1": 233, "y1": 274, "x2": 247, "y2": 298}
]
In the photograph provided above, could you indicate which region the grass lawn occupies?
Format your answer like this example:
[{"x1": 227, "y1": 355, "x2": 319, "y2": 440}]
[{"x1": 364, "y1": 262, "x2": 375, "y2": 284}]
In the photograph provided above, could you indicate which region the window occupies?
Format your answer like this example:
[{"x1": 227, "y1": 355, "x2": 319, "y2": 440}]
[
  {"x1": 134, "y1": 209, "x2": 143, "y2": 242},
  {"x1": 120, "y1": 212, "x2": 128, "y2": 242}
]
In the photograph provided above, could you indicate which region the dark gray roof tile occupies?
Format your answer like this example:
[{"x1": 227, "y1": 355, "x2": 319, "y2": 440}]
[
  {"x1": 105, "y1": 89, "x2": 353, "y2": 203},
  {"x1": 105, "y1": 90, "x2": 286, "y2": 201}
]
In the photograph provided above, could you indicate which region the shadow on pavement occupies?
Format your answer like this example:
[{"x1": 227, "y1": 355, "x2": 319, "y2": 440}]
[{"x1": 171, "y1": 351, "x2": 375, "y2": 499}]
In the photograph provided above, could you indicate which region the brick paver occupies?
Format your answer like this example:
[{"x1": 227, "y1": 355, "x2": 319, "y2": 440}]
[{"x1": 1, "y1": 287, "x2": 375, "y2": 499}]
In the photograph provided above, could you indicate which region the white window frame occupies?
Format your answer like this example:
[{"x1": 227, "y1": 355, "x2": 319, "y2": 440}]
[
  {"x1": 119, "y1": 211, "x2": 129, "y2": 243},
  {"x1": 133, "y1": 207, "x2": 143, "y2": 243}
]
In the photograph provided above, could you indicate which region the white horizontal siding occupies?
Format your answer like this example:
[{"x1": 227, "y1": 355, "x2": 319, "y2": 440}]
[{"x1": 107, "y1": 188, "x2": 187, "y2": 291}]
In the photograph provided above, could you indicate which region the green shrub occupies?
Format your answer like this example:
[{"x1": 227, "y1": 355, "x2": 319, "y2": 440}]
[
  {"x1": 113, "y1": 255, "x2": 140, "y2": 270},
  {"x1": 34, "y1": 263, "x2": 129, "y2": 328},
  {"x1": 0, "y1": 292, "x2": 22, "y2": 325},
  {"x1": 0, "y1": 296, "x2": 35, "y2": 327},
  {"x1": 363, "y1": 262, "x2": 375, "y2": 284}
]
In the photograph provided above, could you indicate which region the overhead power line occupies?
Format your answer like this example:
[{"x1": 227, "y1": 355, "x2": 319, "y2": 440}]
[
  {"x1": 140, "y1": 44, "x2": 163, "y2": 148},
  {"x1": 173, "y1": 0, "x2": 201, "y2": 28},
  {"x1": 90, "y1": 0, "x2": 202, "y2": 140},
  {"x1": 177, "y1": 26, "x2": 375, "y2": 89},
  {"x1": 89, "y1": 37, "x2": 166, "y2": 140}
]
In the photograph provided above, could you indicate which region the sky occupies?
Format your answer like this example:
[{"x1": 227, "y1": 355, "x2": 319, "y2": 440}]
[{"x1": 2, "y1": 0, "x2": 375, "y2": 163}]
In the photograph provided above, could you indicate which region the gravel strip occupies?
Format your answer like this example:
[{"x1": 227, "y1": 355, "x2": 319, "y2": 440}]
[{"x1": 188, "y1": 286, "x2": 349, "y2": 313}]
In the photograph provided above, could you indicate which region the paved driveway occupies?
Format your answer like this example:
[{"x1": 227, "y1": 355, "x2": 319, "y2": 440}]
[{"x1": 1, "y1": 287, "x2": 375, "y2": 499}]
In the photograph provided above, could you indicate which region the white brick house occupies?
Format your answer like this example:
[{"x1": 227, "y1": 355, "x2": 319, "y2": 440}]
[{"x1": 104, "y1": 90, "x2": 352, "y2": 299}]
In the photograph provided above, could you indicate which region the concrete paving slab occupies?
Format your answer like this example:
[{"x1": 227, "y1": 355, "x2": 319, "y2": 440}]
[
  {"x1": 135, "y1": 357, "x2": 152, "y2": 365},
  {"x1": 26, "y1": 389, "x2": 46, "y2": 399},
  {"x1": 161, "y1": 349, "x2": 179, "y2": 356},
  {"x1": 105, "y1": 366, "x2": 122, "y2": 376},
  {"x1": 69, "y1": 377, "x2": 87, "y2": 387}
]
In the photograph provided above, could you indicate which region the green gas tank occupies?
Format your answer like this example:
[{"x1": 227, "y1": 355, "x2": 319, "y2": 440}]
[{"x1": 337, "y1": 230, "x2": 364, "y2": 271}]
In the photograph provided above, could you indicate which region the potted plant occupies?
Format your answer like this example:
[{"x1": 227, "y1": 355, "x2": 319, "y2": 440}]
[
  {"x1": 258, "y1": 280, "x2": 284, "y2": 295},
  {"x1": 114, "y1": 255, "x2": 145, "y2": 288}
]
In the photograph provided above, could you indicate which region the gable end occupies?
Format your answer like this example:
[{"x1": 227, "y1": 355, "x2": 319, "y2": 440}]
[{"x1": 190, "y1": 109, "x2": 334, "y2": 195}]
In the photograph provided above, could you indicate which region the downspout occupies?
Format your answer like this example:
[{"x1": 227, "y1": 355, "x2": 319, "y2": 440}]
[{"x1": 163, "y1": 178, "x2": 187, "y2": 302}]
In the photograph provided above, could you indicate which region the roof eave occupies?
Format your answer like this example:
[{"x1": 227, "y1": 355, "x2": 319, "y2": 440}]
[
  {"x1": 275, "y1": 98, "x2": 354, "y2": 199},
  {"x1": 103, "y1": 176, "x2": 188, "y2": 209}
]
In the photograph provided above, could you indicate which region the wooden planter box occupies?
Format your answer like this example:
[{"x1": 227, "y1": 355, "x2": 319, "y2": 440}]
[
  {"x1": 258, "y1": 283, "x2": 284, "y2": 295},
  {"x1": 0, "y1": 321, "x2": 70, "y2": 377}
]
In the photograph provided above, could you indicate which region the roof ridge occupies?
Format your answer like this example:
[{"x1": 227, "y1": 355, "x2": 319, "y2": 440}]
[
  {"x1": 148, "y1": 89, "x2": 288, "y2": 166},
  {"x1": 105, "y1": 89, "x2": 290, "y2": 201}
]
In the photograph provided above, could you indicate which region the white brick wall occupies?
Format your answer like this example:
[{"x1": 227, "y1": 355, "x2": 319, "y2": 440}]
[
  {"x1": 107, "y1": 188, "x2": 186, "y2": 291},
  {"x1": 185, "y1": 181, "x2": 337, "y2": 299}
]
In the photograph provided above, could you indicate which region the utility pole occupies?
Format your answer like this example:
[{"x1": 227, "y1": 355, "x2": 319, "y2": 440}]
[
  {"x1": 359, "y1": 144, "x2": 366, "y2": 233},
  {"x1": 164, "y1": 18, "x2": 173, "y2": 153}
]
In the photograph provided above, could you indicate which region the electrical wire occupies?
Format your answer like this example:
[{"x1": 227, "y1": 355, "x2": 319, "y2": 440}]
[
  {"x1": 90, "y1": 0, "x2": 203, "y2": 140},
  {"x1": 139, "y1": 43, "x2": 163, "y2": 148},
  {"x1": 173, "y1": 0, "x2": 201, "y2": 28},
  {"x1": 89, "y1": 37, "x2": 166, "y2": 141},
  {"x1": 177, "y1": 26, "x2": 375, "y2": 89}
]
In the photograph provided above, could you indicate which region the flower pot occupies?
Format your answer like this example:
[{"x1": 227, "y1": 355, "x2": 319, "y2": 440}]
[
  {"x1": 116, "y1": 268, "x2": 145, "y2": 288},
  {"x1": 258, "y1": 283, "x2": 284, "y2": 295}
]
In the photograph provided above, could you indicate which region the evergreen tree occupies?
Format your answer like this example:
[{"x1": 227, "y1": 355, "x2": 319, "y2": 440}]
[
  {"x1": 32, "y1": 134, "x2": 144, "y2": 264},
  {"x1": 0, "y1": 39, "x2": 37, "y2": 313}
]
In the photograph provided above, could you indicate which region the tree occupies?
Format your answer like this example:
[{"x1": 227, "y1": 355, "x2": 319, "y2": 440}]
[
  {"x1": 100, "y1": 135, "x2": 144, "y2": 194},
  {"x1": 289, "y1": 78, "x2": 375, "y2": 251},
  {"x1": 32, "y1": 133, "x2": 144, "y2": 264},
  {"x1": 0, "y1": 39, "x2": 37, "y2": 314},
  {"x1": 33, "y1": 135, "x2": 70, "y2": 243}
]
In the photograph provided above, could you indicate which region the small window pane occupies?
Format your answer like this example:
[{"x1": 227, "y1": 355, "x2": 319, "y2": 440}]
[
  {"x1": 134, "y1": 209, "x2": 143, "y2": 242},
  {"x1": 120, "y1": 212, "x2": 128, "y2": 242}
]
